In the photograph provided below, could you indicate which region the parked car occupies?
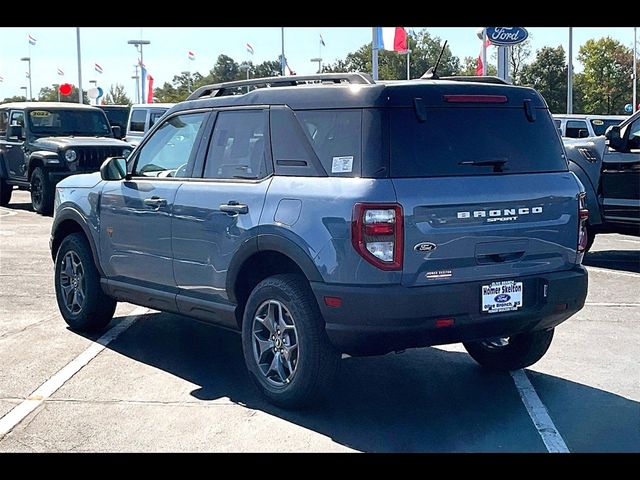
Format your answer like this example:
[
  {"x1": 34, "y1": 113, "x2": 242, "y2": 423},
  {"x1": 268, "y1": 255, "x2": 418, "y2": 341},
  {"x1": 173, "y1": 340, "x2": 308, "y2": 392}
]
[
  {"x1": 50, "y1": 73, "x2": 588, "y2": 408},
  {"x1": 563, "y1": 110, "x2": 640, "y2": 250},
  {"x1": 98, "y1": 105, "x2": 130, "y2": 139},
  {"x1": 553, "y1": 114, "x2": 628, "y2": 138},
  {"x1": 0, "y1": 102, "x2": 132, "y2": 214},
  {"x1": 124, "y1": 103, "x2": 175, "y2": 147}
]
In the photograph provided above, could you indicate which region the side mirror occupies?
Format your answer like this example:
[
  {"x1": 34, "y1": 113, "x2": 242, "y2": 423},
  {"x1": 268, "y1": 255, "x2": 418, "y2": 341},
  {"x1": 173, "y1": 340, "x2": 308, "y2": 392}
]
[
  {"x1": 8, "y1": 124, "x2": 24, "y2": 140},
  {"x1": 100, "y1": 157, "x2": 128, "y2": 181},
  {"x1": 111, "y1": 125, "x2": 122, "y2": 139},
  {"x1": 578, "y1": 129, "x2": 589, "y2": 138},
  {"x1": 605, "y1": 125, "x2": 625, "y2": 151}
]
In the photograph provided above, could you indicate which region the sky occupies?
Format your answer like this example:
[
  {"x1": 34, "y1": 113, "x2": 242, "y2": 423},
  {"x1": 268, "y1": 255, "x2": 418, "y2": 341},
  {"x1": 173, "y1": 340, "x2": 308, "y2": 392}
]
[{"x1": 0, "y1": 27, "x2": 637, "y2": 102}]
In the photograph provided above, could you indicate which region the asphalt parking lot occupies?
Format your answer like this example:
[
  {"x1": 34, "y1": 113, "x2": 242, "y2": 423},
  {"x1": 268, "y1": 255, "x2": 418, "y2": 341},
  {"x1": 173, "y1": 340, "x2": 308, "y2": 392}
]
[{"x1": 0, "y1": 190, "x2": 638, "y2": 452}]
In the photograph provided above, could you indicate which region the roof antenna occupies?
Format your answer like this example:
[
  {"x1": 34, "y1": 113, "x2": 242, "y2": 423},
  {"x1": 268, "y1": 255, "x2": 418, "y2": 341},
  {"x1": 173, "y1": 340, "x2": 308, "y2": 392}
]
[{"x1": 421, "y1": 40, "x2": 448, "y2": 80}]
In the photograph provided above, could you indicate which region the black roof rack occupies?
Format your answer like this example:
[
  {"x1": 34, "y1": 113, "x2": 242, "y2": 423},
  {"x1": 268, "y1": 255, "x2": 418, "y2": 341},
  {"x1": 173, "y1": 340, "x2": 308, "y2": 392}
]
[
  {"x1": 187, "y1": 73, "x2": 375, "y2": 101},
  {"x1": 439, "y1": 75, "x2": 510, "y2": 85}
]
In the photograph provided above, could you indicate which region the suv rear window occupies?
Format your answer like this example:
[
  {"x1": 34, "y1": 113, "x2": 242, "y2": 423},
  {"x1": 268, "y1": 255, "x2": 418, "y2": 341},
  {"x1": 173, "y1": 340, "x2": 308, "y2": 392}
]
[{"x1": 390, "y1": 107, "x2": 567, "y2": 177}]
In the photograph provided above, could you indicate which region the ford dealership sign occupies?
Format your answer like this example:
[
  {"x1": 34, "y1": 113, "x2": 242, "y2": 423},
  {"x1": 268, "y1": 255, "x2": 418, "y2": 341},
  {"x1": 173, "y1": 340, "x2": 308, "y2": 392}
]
[{"x1": 485, "y1": 27, "x2": 529, "y2": 46}]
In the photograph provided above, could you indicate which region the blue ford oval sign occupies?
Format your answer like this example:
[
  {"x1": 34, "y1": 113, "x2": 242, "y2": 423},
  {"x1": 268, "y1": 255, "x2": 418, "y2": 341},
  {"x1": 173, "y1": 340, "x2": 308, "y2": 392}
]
[
  {"x1": 494, "y1": 294, "x2": 511, "y2": 303},
  {"x1": 485, "y1": 27, "x2": 529, "y2": 46}
]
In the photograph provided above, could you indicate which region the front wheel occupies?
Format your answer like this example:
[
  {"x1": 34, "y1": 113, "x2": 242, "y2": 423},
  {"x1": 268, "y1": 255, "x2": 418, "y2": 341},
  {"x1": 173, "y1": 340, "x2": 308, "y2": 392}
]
[
  {"x1": 54, "y1": 233, "x2": 117, "y2": 332},
  {"x1": 241, "y1": 274, "x2": 339, "y2": 409},
  {"x1": 463, "y1": 328, "x2": 554, "y2": 371},
  {"x1": 30, "y1": 167, "x2": 54, "y2": 215},
  {"x1": 0, "y1": 177, "x2": 12, "y2": 206}
]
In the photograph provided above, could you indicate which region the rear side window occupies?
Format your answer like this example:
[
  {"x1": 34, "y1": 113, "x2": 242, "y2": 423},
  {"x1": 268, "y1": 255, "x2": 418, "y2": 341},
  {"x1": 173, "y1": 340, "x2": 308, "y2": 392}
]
[
  {"x1": 149, "y1": 110, "x2": 166, "y2": 128},
  {"x1": 0, "y1": 110, "x2": 7, "y2": 136},
  {"x1": 390, "y1": 107, "x2": 568, "y2": 177},
  {"x1": 296, "y1": 110, "x2": 362, "y2": 176},
  {"x1": 565, "y1": 120, "x2": 589, "y2": 138},
  {"x1": 129, "y1": 109, "x2": 147, "y2": 132}
]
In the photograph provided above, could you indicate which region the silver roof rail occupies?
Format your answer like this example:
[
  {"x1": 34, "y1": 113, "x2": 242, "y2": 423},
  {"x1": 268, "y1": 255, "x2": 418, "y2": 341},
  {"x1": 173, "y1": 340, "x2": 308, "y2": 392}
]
[{"x1": 187, "y1": 73, "x2": 375, "y2": 100}]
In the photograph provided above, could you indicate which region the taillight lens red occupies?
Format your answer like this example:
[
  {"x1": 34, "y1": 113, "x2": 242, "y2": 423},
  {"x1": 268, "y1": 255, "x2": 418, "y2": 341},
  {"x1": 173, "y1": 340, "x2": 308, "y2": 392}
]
[
  {"x1": 352, "y1": 203, "x2": 403, "y2": 271},
  {"x1": 577, "y1": 192, "x2": 589, "y2": 253}
]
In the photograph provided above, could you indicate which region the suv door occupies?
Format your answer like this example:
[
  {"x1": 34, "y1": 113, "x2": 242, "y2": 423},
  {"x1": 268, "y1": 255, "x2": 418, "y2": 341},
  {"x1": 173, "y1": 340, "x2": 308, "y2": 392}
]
[
  {"x1": 601, "y1": 115, "x2": 640, "y2": 225},
  {"x1": 172, "y1": 108, "x2": 272, "y2": 326},
  {"x1": 99, "y1": 110, "x2": 210, "y2": 300},
  {"x1": 3, "y1": 110, "x2": 27, "y2": 180}
]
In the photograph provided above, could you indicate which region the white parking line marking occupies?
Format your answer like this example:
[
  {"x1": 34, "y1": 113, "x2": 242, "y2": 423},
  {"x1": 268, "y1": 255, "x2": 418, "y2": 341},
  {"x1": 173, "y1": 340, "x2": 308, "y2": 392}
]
[
  {"x1": 585, "y1": 302, "x2": 640, "y2": 307},
  {"x1": 0, "y1": 306, "x2": 148, "y2": 437},
  {"x1": 585, "y1": 266, "x2": 640, "y2": 278},
  {"x1": 510, "y1": 369, "x2": 569, "y2": 453}
]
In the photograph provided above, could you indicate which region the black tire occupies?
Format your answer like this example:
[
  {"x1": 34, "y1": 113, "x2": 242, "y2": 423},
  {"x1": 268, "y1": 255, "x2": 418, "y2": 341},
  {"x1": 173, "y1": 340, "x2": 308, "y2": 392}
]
[
  {"x1": 30, "y1": 167, "x2": 54, "y2": 215},
  {"x1": 241, "y1": 274, "x2": 340, "y2": 409},
  {"x1": 54, "y1": 233, "x2": 116, "y2": 332},
  {"x1": 0, "y1": 177, "x2": 12, "y2": 206},
  {"x1": 463, "y1": 328, "x2": 555, "y2": 371}
]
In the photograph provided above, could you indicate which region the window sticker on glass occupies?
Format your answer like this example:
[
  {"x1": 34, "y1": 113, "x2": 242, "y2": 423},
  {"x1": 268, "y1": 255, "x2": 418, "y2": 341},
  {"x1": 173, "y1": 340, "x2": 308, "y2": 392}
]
[
  {"x1": 332, "y1": 155, "x2": 353, "y2": 173},
  {"x1": 592, "y1": 119, "x2": 604, "y2": 126},
  {"x1": 30, "y1": 111, "x2": 51, "y2": 117}
]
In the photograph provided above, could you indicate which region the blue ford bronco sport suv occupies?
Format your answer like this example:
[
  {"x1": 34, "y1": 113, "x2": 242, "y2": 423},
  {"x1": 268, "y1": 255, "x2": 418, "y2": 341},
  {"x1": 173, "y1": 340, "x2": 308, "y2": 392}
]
[{"x1": 50, "y1": 73, "x2": 589, "y2": 408}]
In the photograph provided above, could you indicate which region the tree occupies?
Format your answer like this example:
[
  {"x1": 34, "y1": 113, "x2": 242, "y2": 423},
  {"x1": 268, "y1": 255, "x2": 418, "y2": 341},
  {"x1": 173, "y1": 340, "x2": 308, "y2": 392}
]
[
  {"x1": 508, "y1": 39, "x2": 531, "y2": 84},
  {"x1": 323, "y1": 29, "x2": 459, "y2": 80},
  {"x1": 577, "y1": 37, "x2": 635, "y2": 114},
  {"x1": 103, "y1": 84, "x2": 131, "y2": 105},
  {"x1": 38, "y1": 84, "x2": 88, "y2": 104},
  {"x1": 212, "y1": 54, "x2": 240, "y2": 83},
  {"x1": 2, "y1": 95, "x2": 26, "y2": 103},
  {"x1": 154, "y1": 72, "x2": 204, "y2": 103},
  {"x1": 520, "y1": 46, "x2": 569, "y2": 114},
  {"x1": 459, "y1": 56, "x2": 497, "y2": 76},
  {"x1": 252, "y1": 59, "x2": 281, "y2": 78}
]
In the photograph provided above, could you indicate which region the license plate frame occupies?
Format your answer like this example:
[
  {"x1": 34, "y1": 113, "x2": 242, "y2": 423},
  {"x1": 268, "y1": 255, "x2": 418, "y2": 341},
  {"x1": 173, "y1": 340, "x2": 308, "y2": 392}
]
[{"x1": 481, "y1": 280, "x2": 523, "y2": 314}]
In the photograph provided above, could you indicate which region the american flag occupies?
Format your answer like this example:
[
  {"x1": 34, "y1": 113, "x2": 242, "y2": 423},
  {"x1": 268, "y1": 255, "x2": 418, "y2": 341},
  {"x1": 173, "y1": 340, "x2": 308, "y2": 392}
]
[
  {"x1": 95, "y1": 63, "x2": 103, "y2": 74},
  {"x1": 246, "y1": 43, "x2": 254, "y2": 55},
  {"x1": 57, "y1": 68, "x2": 64, "y2": 76},
  {"x1": 28, "y1": 34, "x2": 36, "y2": 46}
]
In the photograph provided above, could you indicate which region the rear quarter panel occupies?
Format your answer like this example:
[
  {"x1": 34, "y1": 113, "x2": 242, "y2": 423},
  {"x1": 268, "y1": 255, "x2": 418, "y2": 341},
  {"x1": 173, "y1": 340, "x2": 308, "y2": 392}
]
[{"x1": 262, "y1": 176, "x2": 400, "y2": 284}]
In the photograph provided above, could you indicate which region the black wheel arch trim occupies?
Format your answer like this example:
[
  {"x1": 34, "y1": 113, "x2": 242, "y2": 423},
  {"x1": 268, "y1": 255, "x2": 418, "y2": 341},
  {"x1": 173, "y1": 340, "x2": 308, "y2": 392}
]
[
  {"x1": 225, "y1": 231, "x2": 323, "y2": 304},
  {"x1": 568, "y1": 160, "x2": 603, "y2": 226},
  {"x1": 51, "y1": 207, "x2": 105, "y2": 277}
]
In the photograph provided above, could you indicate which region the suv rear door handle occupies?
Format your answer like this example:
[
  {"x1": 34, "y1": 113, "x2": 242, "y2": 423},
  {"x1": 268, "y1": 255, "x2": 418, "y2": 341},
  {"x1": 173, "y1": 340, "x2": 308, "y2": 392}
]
[
  {"x1": 143, "y1": 196, "x2": 167, "y2": 208},
  {"x1": 220, "y1": 201, "x2": 248, "y2": 215}
]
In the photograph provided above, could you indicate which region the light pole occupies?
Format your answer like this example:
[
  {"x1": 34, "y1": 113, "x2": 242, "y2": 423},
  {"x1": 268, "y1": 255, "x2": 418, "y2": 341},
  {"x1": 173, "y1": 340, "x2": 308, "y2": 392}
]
[
  {"x1": 310, "y1": 57, "x2": 322, "y2": 74},
  {"x1": 128, "y1": 39, "x2": 150, "y2": 103},
  {"x1": 633, "y1": 26, "x2": 637, "y2": 113},
  {"x1": 20, "y1": 86, "x2": 27, "y2": 100},
  {"x1": 20, "y1": 57, "x2": 32, "y2": 100},
  {"x1": 239, "y1": 64, "x2": 252, "y2": 93}
]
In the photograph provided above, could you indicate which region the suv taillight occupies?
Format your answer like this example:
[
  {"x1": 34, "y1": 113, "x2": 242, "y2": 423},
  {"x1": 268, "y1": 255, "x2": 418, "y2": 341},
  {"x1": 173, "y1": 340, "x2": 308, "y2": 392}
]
[
  {"x1": 577, "y1": 192, "x2": 589, "y2": 253},
  {"x1": 352, "y1": 203, "x2": 403, "y2": 271}
]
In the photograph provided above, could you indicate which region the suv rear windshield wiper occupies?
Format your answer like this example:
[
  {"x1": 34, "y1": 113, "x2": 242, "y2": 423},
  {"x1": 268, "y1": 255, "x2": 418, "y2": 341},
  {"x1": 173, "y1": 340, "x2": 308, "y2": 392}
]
[{"x1": 458, "y1": 159, "x2": 508, "y2": 173}]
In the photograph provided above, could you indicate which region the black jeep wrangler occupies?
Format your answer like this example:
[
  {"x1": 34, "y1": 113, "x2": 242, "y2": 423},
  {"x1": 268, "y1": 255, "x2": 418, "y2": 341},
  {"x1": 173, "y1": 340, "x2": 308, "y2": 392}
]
[{"x1": 0, "y1": 102, "x2": 132, "y2": 214}]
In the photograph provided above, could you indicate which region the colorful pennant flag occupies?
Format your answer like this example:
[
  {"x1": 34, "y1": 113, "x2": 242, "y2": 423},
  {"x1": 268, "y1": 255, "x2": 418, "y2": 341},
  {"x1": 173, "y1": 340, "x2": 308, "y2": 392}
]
[
  {"x1": 246, "y1": 43, "x2": 254, "y2": 55},
  {"x1": 28, "y1": 34, "x2": 37, "y2": 46},
  {"x1": 188, "y1": 51, "x2": 195, "y2": 61},
  {"x1": 95, "y1": 63, "x2": 103, "y2": 74}
]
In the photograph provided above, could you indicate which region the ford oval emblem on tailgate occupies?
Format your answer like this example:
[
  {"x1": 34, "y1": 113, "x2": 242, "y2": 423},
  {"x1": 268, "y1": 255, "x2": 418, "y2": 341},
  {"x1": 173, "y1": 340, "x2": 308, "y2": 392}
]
[
  {"x1": 494, "y1": 294, "x2": 511, "y2": 302},
  {"x1": 414, "y1": 242, "x2": 437, "y2": 252}
]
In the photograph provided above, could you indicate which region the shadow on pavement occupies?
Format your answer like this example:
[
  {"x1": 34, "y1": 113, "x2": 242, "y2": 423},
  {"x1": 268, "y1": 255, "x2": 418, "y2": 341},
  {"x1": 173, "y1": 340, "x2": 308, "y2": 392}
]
[
  {"x1": 94, "y1": 312, "x2": 640, "y2": 452},
  {"x1": 1, "y1": 201, "x2": 34, "y2": 213},
  {"x1": 583, "y1": 249, "x2": 640, "y2": 274}
]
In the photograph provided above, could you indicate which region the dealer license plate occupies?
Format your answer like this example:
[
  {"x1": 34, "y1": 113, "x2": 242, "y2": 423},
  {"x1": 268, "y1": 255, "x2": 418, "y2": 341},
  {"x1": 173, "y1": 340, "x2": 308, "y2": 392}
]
[{"x1": 481, "y1": 281, "x2": 523, "y2": 314}]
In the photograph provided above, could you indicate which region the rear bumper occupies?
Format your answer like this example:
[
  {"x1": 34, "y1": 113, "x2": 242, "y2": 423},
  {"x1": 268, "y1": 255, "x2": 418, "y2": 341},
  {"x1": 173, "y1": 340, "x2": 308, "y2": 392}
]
[{"x1": 311, "y1": 266, "x2": 588, "y2": 356}]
